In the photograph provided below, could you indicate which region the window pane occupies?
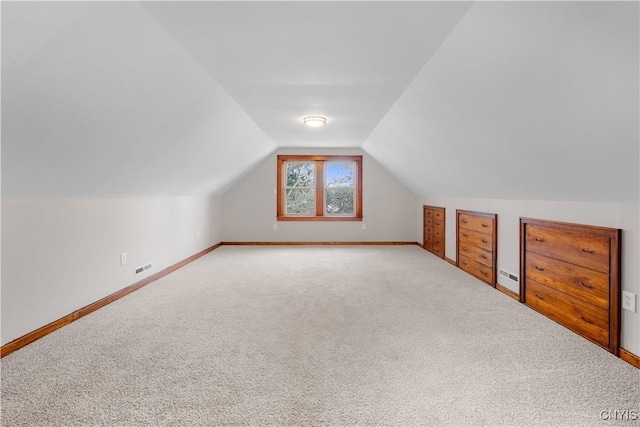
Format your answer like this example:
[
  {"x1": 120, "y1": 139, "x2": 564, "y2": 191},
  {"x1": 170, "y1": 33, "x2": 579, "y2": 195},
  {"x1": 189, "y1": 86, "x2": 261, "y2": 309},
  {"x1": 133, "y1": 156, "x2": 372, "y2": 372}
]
[
  {"x1": 285, "y1": 162, "x2": 314, "y2": 188},
  {"x1": 325, "y1": 162, "x2": 355, "y2": 215},
  {"x1": 286, "y1": 188, "x2": 315, "y2": 214}
]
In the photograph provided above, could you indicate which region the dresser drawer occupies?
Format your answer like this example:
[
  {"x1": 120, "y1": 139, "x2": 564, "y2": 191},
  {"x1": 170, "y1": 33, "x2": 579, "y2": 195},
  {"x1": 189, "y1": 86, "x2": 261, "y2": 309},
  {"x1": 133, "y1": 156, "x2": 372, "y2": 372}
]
[
  {"x1": 459, "y1": 255, "x2": 493, "y2": 285},
  {"x1": 459, "y1": 213, "x2": 494, "y2": 234},
  {"x1": 425, "y1": 239, "x2": 433, "y2": 251},
  {"x1": 434, "y1": 236, "x2": 444, "y2": 246},
  {"x1": 433, "y1": 225, "x2": 444, "y2": 239},
  {"x1": 525, "y1": 225, "x2": 610, "y2": 273},
  {"x1": 459, "y1": 242, "x2": 493, "y2": 268},
  {"x1": 459, "y1": 229, "x2": 493, "y2": 252},
  {"x1": 433, "y1": 241, "x2": 444, "y2": 257},
  {"x1": 433, "y1": 210, "x2": 444, "y2": 220},
  {"x1": 526, "y1": 279, "x2": 609, "y2": 348},
  {"x1": 525, "y1": 252, "x2": 609, "y2": 310}
]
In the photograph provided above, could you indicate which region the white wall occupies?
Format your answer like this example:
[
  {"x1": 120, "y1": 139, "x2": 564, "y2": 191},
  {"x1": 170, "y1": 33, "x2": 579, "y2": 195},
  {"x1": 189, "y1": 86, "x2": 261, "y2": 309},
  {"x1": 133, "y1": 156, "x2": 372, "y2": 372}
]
[
  {"x1": 222, "y1": 148, "x2": 416, "y2": 242},
  {"x1": 1, "y1": 195, "x2": 222, "y2": 346},
  {"x1": 416, "y1": 196, "x2": 640, "y2": 356}
]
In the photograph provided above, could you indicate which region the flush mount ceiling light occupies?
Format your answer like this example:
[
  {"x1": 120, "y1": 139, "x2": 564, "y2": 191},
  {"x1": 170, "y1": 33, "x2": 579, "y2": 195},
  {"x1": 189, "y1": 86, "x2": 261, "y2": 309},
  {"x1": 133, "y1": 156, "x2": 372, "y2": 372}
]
[{"x1": 303, "y1": 116, "x2": 327, "y2": 128}]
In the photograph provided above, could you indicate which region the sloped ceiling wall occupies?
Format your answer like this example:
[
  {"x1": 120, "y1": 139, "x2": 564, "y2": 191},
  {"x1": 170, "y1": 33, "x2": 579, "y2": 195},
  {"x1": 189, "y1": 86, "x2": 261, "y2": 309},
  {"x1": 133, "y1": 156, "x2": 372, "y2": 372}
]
[
  {"x1": 2, "y1": 2, "x2": 638, "y2": 203},
  {"x1": 2, "y1": 2, "x2": 276, "y2": 199},
  {"x1": 363, "y1": 1, "x2": 639, "y2": 203},
  {"x1": 2, "y1": 1, "x2": 474, "y2": 200}
]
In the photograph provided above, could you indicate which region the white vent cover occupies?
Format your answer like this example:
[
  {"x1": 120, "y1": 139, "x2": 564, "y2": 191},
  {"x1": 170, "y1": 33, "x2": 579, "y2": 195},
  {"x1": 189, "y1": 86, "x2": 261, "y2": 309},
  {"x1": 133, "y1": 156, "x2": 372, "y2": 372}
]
[
  {"x1": 135, "y1": 263, "x2": 153, "y2": 276},
  {"x1": 499, "y1": 268, "x2": 518, "y2": 283}
]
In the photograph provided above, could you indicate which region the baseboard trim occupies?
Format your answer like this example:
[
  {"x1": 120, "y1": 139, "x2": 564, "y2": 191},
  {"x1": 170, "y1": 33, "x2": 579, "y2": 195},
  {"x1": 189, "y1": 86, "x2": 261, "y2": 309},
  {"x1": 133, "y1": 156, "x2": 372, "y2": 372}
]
[
  {"x1": 619, "y1": 348, "x2": 640, "y2": 369},
  {"x1": 496, "y1": 283, "x2": 520, "y2": 301},
  {"x1": 445, "y1": 257, "x2": 457, "y2": 266},
  {"x1": 0, "y1": 243, "x2": 222, "y2": 358},
  {"x1": 221, "y1": 241, "x2": 418, "y2": 246}
]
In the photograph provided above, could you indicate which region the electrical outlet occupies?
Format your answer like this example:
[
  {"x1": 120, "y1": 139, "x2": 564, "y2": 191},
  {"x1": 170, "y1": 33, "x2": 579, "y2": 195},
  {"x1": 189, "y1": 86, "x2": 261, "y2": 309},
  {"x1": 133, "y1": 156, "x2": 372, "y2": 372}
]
[
  {"x1": 273, "y1": 223, "x2": 278, "y2": 230},
  {"x1": 120, "y1": 253, "x2": 127, "y2": 265},
  {"x1": 622, "y1": 291, "x2": 636, "y2": 312},
  {"x1": 361, "y1": 222, "x2": 366, "y2": 230}
]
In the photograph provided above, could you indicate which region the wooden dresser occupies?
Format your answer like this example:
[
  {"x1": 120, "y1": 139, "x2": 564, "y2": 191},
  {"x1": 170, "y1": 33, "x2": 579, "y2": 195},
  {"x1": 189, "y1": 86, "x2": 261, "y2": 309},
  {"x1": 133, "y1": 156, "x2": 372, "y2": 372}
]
[
  {"x1": 520, "y1": 218, "x2": 621, "y2": 354},
  {"x1": 423, "y1": 206, "x2": 445, "y2": 258},
  {"x1": 457, "y1": 210, "x2": 497, "y2": 286}
]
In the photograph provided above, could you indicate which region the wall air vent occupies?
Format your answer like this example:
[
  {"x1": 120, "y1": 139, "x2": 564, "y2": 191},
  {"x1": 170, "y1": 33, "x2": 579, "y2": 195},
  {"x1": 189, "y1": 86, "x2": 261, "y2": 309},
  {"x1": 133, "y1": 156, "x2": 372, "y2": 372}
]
[
  {"x1": 135, "y1": 263, "x2": 153, "y2": 276},
  {"x1": 499, "y1": 268, "x2": 518, "y2": 283}
]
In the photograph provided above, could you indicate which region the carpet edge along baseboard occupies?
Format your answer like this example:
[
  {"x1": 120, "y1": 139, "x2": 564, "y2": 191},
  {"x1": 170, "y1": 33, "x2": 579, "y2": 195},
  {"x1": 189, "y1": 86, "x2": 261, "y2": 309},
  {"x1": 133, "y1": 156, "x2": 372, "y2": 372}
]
[
  {"x1": 221, "y1": 241, "x2": 418, "y2": 245},
  {"x1": 0, "y1": 243, "x2": 222, "y2": 358},
  {"x1": 5, "y1": 241, "x2": 638, "y2": 372},
  {"x1": 495, "y1": 283, "x2": 520, "y2": 301},
  {"x1": 1, "y1": 242, "x2": 415, "y2": 357},
  {"x1": 620, "y1": 348, "x2": 640, "y2": 369}
]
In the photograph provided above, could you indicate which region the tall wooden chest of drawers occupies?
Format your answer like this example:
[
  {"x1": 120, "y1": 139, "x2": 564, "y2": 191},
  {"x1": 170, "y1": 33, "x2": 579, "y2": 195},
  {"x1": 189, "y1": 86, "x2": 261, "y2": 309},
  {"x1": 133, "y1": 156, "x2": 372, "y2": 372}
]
[
  {"x1": 520, "y1": 218, "x2": 621, "y2": 354},
  {"x1": 457, "y1": 210, "x2": 497, "y2": 286},
  {"x1": 423, "y1": 205, "x2": 445, "y2": 259}
]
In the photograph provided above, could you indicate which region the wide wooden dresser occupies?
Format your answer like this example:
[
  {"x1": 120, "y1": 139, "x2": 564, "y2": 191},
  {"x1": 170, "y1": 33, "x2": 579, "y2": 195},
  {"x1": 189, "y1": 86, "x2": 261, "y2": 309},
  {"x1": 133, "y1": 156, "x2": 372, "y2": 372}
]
[
  {"x1": 457, "y1": 210, "x2": 497, "y2": 286},
  {"x1": 520, "y1": 218, "x2": 621, "y2": 354},
  {"x1": 423, "y1": 205, "x2": 445, "y2": 258}
]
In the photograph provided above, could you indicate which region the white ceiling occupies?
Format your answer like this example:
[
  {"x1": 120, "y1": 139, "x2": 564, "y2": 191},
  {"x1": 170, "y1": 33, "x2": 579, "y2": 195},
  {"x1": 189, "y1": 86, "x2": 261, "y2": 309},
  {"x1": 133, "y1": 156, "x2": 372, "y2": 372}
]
[
  {"x1": 2, "y1": 1, "x2": 638, "y2": 202},
  {"x1": 140, "y1": 1, "x2": 472, "y2": 147}
]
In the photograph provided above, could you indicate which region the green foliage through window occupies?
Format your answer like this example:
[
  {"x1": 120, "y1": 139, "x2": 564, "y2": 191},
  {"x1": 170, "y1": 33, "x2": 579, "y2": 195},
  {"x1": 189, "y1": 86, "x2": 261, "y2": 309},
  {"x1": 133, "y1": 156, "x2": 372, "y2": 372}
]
[
  {"x1": 324, "y1": 162, "x2": 355, "y2": 214},
  {"x1": 277, "y1": 155, "x2": 362, "y2": 220},
  {"x1": 285, "y1": 162, "x2": 315, "y2": 214}
]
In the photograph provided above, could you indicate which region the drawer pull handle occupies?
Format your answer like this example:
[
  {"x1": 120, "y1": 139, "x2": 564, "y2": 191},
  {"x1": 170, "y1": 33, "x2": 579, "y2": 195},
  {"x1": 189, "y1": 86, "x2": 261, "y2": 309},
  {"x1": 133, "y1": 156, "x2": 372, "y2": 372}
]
[
  {"x1": 481, "y1": 239, "x2": 488, "y2": 244},
  {"x1": 480, "y1": 254, "x2": 488, "y2": 259},
  {"x1": 534, "y1": 265, "x2": 544, "y2": 271},
  {"x1": 580, "y1": 316, "x2": 594, "y2": 325},
  {"x1": 579, "y1": 281, "x2": 595, "y2": 289},
  {"x1": 462, "y1": 247, "x2": 468, "y2": 251},
  {"x1": 580, "y1": 248, "x2": 596, "y2": 254},
  {"x1": 462, "y1": 233, "x2": 468, "y2": 238},
  {"x1": 481, "y1": 224, "x2": 488, "y2": 228},
  {"x1": 462, "y1": 220, "x2": 468, "y2": 224},
  {"x1": 482, "y1": 271, "x2": 488, "y2": 276},
  {"x1": 534, "y1": 238, "x2": 544, "y2": 242},
  {"x1": 534, "y1": 293, "x2": 545, "y2": 301}
]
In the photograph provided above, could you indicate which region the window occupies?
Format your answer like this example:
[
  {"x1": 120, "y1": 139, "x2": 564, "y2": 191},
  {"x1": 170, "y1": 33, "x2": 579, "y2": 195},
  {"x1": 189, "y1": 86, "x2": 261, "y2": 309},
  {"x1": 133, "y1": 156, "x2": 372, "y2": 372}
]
[{"x1": 277, "y1": 155, "x2": 362, "y2": 221}]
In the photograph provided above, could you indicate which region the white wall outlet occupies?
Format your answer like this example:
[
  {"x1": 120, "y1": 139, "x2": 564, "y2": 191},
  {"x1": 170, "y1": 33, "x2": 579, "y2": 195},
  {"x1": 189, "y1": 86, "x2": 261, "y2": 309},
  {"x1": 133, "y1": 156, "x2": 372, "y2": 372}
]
[
  {"x1": 273, "y1": 223, "x2": 278, "y2": 230},
  {"x1": 361, "y1": 222, "x2": 366, "y2": 230},
  {"x1": 622, "y1": 291, "x2": 636, "y2": 312},
  {"x1": 120, "y1": 253, "x2": 127, "y2": 265}
]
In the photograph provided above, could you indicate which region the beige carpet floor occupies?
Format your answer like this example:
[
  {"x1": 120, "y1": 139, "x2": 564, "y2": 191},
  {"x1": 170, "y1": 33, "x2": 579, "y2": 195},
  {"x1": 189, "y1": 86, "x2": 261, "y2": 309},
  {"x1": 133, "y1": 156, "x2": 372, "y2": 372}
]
[{"x1": 1, "y1": 245, "x2": 639, "y2": 426}]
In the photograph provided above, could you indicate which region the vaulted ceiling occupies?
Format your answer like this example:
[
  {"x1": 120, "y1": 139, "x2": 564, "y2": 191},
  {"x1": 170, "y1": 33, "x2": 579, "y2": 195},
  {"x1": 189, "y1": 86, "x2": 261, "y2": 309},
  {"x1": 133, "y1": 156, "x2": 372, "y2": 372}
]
[{"x1": 2, "y1": 1, "x2": 638, "y2": 202}]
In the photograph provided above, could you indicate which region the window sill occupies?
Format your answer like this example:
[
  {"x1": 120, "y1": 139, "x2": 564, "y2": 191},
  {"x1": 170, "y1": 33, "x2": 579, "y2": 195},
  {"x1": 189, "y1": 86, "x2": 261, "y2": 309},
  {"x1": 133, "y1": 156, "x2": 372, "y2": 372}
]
[{"x1": 277, "y1": 216, "x2": 363, "y2": 222}]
